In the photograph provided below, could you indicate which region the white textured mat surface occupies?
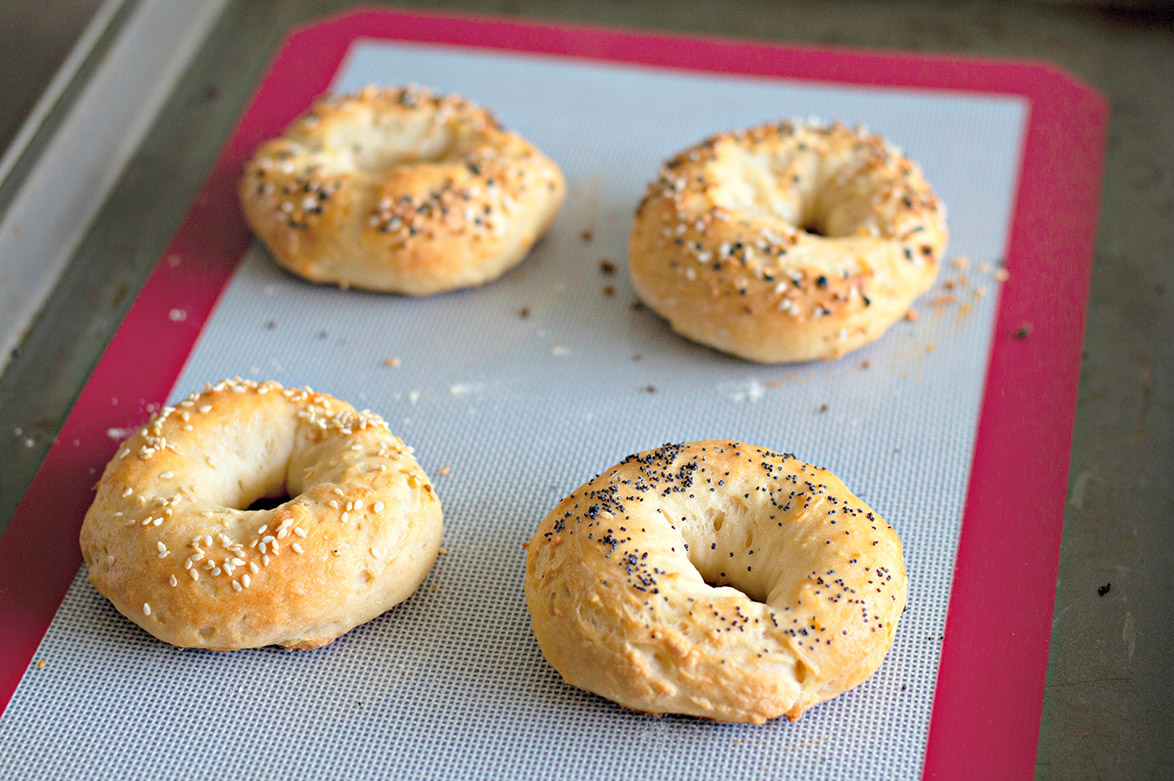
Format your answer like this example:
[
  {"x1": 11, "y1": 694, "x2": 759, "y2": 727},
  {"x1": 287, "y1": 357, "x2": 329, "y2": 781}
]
[{"x1": 0, "y1": 41, "x2": 1025, "y2": 779}]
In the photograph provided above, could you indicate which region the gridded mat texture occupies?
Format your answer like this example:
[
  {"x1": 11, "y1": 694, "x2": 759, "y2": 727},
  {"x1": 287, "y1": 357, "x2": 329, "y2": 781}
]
[{"x1": 0, "y1": 41, "x2": 1025, "y2": 779}]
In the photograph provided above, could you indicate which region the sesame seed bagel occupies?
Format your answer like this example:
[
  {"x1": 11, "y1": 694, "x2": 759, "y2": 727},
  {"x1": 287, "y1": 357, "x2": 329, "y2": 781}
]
[
  {"x1": 240, "y1": 85, "x2": 565, "y2": 294},
  {"x1": 524, "y1": 441, "x2": 906, "y2": 723},
  {"x1": 79, "y1": 379, "x2": 443, "y2": 650},
  {"x1": 629, "y1": 120, "x2": 947, "y2": 363}
]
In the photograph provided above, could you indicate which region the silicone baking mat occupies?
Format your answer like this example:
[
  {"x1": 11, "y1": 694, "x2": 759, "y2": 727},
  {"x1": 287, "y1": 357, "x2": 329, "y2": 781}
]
[{"x1": 0, "y1": 10, "x2": 1105, "y2": 780}]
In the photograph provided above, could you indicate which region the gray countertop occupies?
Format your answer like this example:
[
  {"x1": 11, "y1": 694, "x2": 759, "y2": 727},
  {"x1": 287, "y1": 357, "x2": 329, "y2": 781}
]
[{"x1": 0, "y1": 2, "x2": 1170, "y2": 778}]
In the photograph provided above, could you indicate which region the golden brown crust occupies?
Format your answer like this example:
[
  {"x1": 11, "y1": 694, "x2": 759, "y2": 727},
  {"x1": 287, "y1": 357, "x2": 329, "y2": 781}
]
[
  {"x1": 629, "y1": 121, "x2": 947, "y2": 363},
  {"x1": 79, "y1": 378, "x2": 443, "y2": 650},
  {"x1": 524, "y1": 441, "x2": 906, "y2": 723},
  {"x1": 239, "y1": 85, "x2": 565, "y2": 294}
]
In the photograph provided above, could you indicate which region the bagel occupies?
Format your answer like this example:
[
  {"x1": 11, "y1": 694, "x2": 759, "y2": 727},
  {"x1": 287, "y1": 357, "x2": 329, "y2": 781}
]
[
  {"x1": 240, "y1": 85, "x2": 565, "y2": 294},
  {"x1": 629, "y1": 120, "x2": 947, "y2": 363},
  {"x1": 524, "y1": 441, "x2": 906, "y2": 723},
  {"x1": 79, "y1": 378, "x2": 443, "y2": 650}
]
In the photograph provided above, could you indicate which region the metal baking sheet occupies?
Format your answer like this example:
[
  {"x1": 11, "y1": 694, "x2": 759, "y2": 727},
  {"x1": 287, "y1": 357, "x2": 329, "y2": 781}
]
[{"x1": 0, "y1": 11, "x2": 1106, "y2": 780}]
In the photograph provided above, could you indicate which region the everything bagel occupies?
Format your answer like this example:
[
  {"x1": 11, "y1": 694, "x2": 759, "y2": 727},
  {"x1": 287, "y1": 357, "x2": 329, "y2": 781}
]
[
  {"x1": 630, "y1": 120, "x2": 947, "y2": 363},
  {"x1": 240, "y1": 85, "x2": 565, "y2": 294},
  {"x1": 524, "y1": 441, "x2": 906, "y2": 723},
  {"x1": 80, "y1": 378, "x2": 443, "y2": 650}
]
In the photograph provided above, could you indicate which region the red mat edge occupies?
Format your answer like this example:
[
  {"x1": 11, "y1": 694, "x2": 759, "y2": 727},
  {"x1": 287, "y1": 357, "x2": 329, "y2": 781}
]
[{"x1": 0, "y1": 9, "x2": 1107, "y2": 779}]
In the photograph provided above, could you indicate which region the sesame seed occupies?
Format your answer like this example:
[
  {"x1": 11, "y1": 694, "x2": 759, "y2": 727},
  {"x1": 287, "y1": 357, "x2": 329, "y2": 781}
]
[
  {"x1": 292, "y1": 543, "x2": 304, "y2": 554},
  {"x1": 169, "y1": 575, "x2": 178, "y2": 587},
  {"x1": 294, "y1": 527, "x2": 306, "y2": 537},
  {"x1": 242, "y1": 574, "x2": 251, "y2": 588},
  {"x1": 372, "y1": 501, "x2": 384, "y2": 513},
  {"x1": 232, "y1": 580, "x2": 242, "y2": 592},
  {"x1": 190, "y1": 569, "x2": 199, "y2": 581},
  {"x1": 142, "y1": 603, "x2": 151, "y2": 616}
]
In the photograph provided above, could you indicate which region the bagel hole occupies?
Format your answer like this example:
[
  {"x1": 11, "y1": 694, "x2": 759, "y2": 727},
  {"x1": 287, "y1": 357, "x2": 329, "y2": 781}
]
[
  {"x1": 800, "y1": 220, "x2": 827, "y2": 237},
  {"x1": 691, "y1": 507, "x2": 772, "y2": 603},
  {"x1": 343, "y1": 123, "x2": 464, "y2": 176},
  {"x1": 691, "y1": 557, "x2": 771, "y2": 604},
  {"x1": 712, "y1": 579, "x2": 770, "y2": 605},
  {"x1": 243, "y1": 494, "x2": 291, "y2": 512}
]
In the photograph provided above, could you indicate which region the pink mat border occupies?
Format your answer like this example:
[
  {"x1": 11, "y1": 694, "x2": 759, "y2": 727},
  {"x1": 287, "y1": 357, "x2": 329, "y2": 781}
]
[{"x1": 0, "y1": 8, "x2": 1106, "y2": 779}]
